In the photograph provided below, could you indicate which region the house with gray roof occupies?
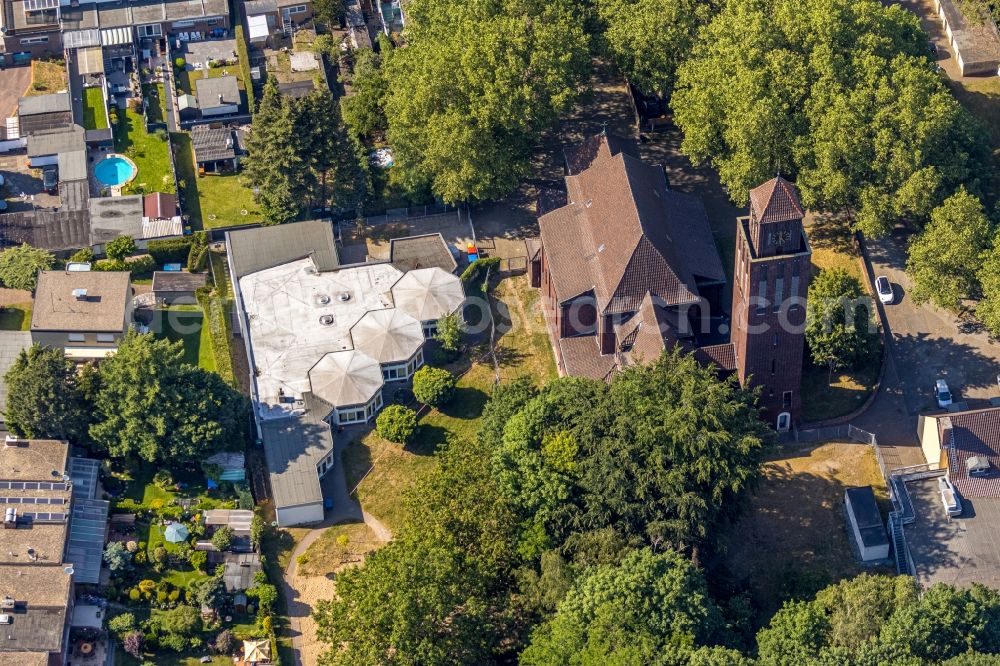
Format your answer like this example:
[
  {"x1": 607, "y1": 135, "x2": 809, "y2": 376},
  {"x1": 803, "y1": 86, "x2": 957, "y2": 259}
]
[
  {"x1": 195, "y1": 75, "x2": 242, "y2": 118},
  {"x1": 31, "y1": 270, "x2": 133, "y2": 359}
]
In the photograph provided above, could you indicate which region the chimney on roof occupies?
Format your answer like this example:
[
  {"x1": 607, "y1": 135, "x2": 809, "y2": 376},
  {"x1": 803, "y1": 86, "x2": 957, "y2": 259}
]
[
  {"x1": 3, "y1": 436, "x2": 24, "y2": 448},
  {"x1": 3, "y1": 509, "x2": 16, "y2": 530},
  {"x1": 218, "y1": 93, "x2": 224, "y2": 105},
  {"x1": 72, "y1": 288, "x2": 88, "y2": 301}
]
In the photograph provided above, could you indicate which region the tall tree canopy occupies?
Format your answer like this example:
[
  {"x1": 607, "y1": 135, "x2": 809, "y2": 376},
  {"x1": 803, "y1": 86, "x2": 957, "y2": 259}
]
[
  {"x1": 90, "y1": 331, "x2": 247, "y2": 465},
  {"x1": 4, "y1": 344, "x2": 89, "y2": 442},
  {"x1": 756, "y1": 575, "x2": 1000, "y2": 664},
  {"x1": 595, "y1": 0, "x2": 713, "y2": 99},
  {"x1": 805, "y1": 268, "x2": 880, "y2": 382},
  {"x1": 244, "y1": 81, "x2": 366, "y2": 223},
  {"x1": 907, "y1": 188, "x2": 992, "y2": 311},
  {"x1": 672, "y1": 0, "x2": 988, "y2": 236},
  {"x1": 520, "y1": 548, "x2": 724, "y2": 666},
  {"x1": 340, "y1": 41, "x2": 390, "y2": 140},
  {"x1": 382, "y1": 0, "x2": 591, "y2": 203},
  {"x1": 0, "y1": 243, "x2": 55, "y2": 291}
]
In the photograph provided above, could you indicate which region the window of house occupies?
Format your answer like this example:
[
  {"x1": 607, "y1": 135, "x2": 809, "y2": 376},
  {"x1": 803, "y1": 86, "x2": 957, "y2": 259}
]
[
  {"x1": 287, "y1": 4, "x2": 307, "y2": 13},
  {"x1": 771, "y1": 359, "x2": 776, "y2": 375},
  {"x1": 382, "y1": 364, "x2": 406, "y2": 381},
  {"x1": 756, "y1": 268, "x2": 768, "y2": 315},
  {"x1": 783, "y1": 391, "x2": 793, "y2": 410},
  {"x1": 773, "y1": 270, "x2": 784, "y2": 312},
  {"x1": 422, "y1": 322, "x2": 437, "y2": 338},
  {"x1": 20, "y1": 36, "x2": 49, "y2": 44},
  {"x1": 138, "y1": 24, "x2": 161, "y2": 37},
  {"x1": 172, "y1": 20, "x2": 194, "y2": 28},
  {"x1": 96, "y1": 333, "x2": 115, "y2": 343},
  {"x1": 68, "y1": 333, "x2": 85, "y2": 342}
]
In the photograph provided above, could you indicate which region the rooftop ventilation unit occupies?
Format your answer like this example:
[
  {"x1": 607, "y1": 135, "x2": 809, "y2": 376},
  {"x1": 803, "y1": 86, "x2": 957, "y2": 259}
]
[
  {"x1": 319, "y1": 315, "x2": 335, "y2": 326},
  {"x1": 967, "y1": 455, "x2": 991, "y2": 476},
  {"x1": 0, "y1": 615, "x2": 11, "y2": 625},
  {"x1": 315, "y1": 294, "x2": 331, "y2": 306},
  {"x1": 0, "y1": 597, "x2": 13, "y2": 611},
  {"x1": 337, "y1": 292, "x2": 351, "y2": 302},
  {"x1": 3, "y1": 436, "x2": 24, "y2": 448},
  {"x1": 72, "y1": 288, "x2": 88, "y2": 300},
  {"x1": 3, "y1": 509, "x2": 15, "y2": 530}
]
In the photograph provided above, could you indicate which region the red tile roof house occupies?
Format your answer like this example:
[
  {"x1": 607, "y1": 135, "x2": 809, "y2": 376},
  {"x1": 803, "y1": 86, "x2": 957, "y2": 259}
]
[
  {"x1": 921, "y1": 407, "x2": 1000, "y2": 498},
  {"x1": 534, "y1": 134, "x2": 733, "y2": 381}
]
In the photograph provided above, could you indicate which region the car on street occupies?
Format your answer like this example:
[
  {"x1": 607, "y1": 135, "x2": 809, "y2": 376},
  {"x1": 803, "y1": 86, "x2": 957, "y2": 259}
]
[
  {"x1": 938, "y1": 476, "x2": 962, "y2": 516},
  {"x1": 935, "y1": 379, "x2": 953, "y2": 408},
  {"x1": 42, "y1": 168, "x2": 57, "y2": 194},
  {"x1": 876, "y1": 275, "x2": 894, "y2": 304}
]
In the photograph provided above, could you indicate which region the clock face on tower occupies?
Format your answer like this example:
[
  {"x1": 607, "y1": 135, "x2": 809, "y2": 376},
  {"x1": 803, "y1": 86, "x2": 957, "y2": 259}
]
[{"x1": 768, "y1": 229, "x2": 791, "y2": 246}]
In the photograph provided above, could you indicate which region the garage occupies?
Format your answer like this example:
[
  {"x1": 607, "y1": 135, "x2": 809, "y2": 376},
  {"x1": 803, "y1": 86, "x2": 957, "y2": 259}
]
[{"x1": 845, "y1": 486, "x2": 890, "y2": 561}]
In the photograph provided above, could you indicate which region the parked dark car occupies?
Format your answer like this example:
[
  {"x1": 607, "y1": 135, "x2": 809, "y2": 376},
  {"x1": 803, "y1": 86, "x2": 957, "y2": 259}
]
[{"x1": 42, "y1": 168, "x2": 57, "y2": 194}]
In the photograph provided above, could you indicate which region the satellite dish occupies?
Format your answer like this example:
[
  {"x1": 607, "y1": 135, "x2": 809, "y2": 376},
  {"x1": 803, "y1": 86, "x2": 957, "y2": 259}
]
[{"x1": 63, "y1": 566, "x2": 74, "y2": 575}]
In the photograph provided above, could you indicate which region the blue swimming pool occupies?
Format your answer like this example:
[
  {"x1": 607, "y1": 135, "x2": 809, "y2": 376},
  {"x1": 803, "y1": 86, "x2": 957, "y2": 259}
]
[{"x1": 94, "y1": 156, "x2": 136, "y2": 187}]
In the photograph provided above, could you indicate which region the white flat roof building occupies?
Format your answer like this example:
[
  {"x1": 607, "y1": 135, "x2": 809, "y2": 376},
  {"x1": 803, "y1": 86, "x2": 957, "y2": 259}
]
[{"x1": 234, "y1": 250, "x2": 465, "y2": 527}]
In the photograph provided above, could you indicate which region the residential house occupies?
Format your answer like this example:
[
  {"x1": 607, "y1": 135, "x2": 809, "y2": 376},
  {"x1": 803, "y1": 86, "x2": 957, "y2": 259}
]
[
  {"x1": 0, "y1": 0, "x2": 63, "y2": 62},
  {"x1": 222, "y1": 552, "x2": 262, "y2": 592},
  {"x1": 151, "y1": 271, "x2": 207, "y2": 305},
  {"x1": 30, "y1": 270, "x2": 133, "y2": 359},
  {"x1": 191, "y1": 124, "x2": 241, "y2": 172},
  {"x1": 195, "y1": 76, "x2": 242, "y2": 118},
  {"x1": 0, "y1": 563, "x2": 73, "y2": 664},
  {"x1": 244, "y1": 0, "x2": 312, "y2": 45},
  {"x1": 228, "y1": 221, "x2": 465, "y2": 526}
]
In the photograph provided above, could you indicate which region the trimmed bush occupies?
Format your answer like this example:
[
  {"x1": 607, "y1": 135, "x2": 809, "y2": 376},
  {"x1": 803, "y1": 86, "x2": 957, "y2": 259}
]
[
  {"x1": 459, "y1": 256, "x2": 500, "y2": 289},
  {"x1": 106, "y1": 235, "x2": 136, "y2": 261},
  {"x1": 148, "y1": 237, "x2": 194, "y2": 264},
  {"x1": 376, "y1": 405, "x2": 417, "y2": 444},
  {"x1": 195, "y1": 289, "x2": 236, "y2": 385},
  {"x1": 412, "y1": 366, "x2": 456, "y2": 407}
]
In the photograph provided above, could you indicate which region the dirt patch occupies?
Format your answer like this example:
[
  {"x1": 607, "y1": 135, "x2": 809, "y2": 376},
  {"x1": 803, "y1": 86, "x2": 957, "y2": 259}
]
[{"x1": 723, "y1": 442, "x2": 892, "y2": 620}]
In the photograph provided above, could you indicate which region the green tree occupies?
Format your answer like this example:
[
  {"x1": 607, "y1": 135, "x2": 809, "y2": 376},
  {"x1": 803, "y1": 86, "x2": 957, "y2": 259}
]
[
  {"x1": 672, "y1": 0, "x2": 989, "y2": 236},
  {"x1": 376, "y1": 404, "x2": 418, "y2": 444},
  {"x1": 69, "y1": 248, "x2": 94, "y2": 264},
  {"x1": 155, "y1": 605, "x2": 202, "y2": 636},
  {"x1": 210, "y1": 526, "x2": 234, "y2": 552},
  {"x1": 805, "y1": 268, "x2": 880, "y2": 382},
  {"x1": 977, "y1": 237, "x2": 1000, "y2": 337},
  {"x1": 478, "y1": 376, "x2": 537, "y2": 450},
  {"x1": 434, "y1": 313, "x2": 464, "y2": 354},
  {"x1": 106, "y1": 235, "x2": 137, "y2": 261},
  {"x1": 0, "y1": 243, "x2": 55, "y2": 291},
  {"x1": 90, "y1": 331, "x2": 247, "y2": 466},
  {"x1": 382, "y1": 0, "x2": 591, "y2": 202},
  {"x1": 192, "y1": 575, "x2": 228, "y2": 609},
  {"x1": 340, "y1": 44, "x2": 389, "y2": 139},
  {"x1": 108, "y1": 612, "x2": 136, "y2": 636},
  {"x1": 412, "y1": 366, "x2": 456, "y2": 407},
  {"x1": 596, "y1": 0, "x2": 712, "y2": 99},
  {"x1": 4, "y1": 344, "x2": 89, "y2": 442},
  {"x1": 312, "y1": 0, "x2": 344, "y2": 28},
  {"x1": 521, "y1": 549, "x2": 723, "y2": 666},
  {"x1": 247, "y1": 582, "x2": 278, "y2": 616},
  {"x1": 103, "y1": 541, "x2": 132, "y2": 573},
  {"x1": 250, "y1": 514, "x2": 265, "y2": 549},
  {"x1": 243, "y1": 78, "x2": 304, "y2": 224},
  {"x1": 907, "y1": 188, "x2": 992, "y2": 310}
]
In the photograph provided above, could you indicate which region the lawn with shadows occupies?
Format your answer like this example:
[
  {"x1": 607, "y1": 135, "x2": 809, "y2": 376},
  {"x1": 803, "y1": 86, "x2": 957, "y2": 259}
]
[
  {"x1": 343, "y1": 274, "x2": 557, "y2": 533},
  {"x1": 723, "y1": 442, "x2": 891, "y2": 623},
  {"x1": 83, "y1": 86, "x2": 108, "y2": 130},
  {"x1": 113, "y1": 106, "x2": 175, "y2": 194},
  {"x1": 0, "y1": 302, "x2": 32, "y2": 331},
  {"x1": 150, "y1": 309, "x2": 215, "y2": 371},
  {"x1": 171, "y1": 131, "x2": 261, "y2": 230}
]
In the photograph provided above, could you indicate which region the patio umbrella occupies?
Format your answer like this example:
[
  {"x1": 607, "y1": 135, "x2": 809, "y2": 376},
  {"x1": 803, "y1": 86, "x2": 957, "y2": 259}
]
[{"x1": 163, "y1": 522, "x2": 189, "y2": 543}]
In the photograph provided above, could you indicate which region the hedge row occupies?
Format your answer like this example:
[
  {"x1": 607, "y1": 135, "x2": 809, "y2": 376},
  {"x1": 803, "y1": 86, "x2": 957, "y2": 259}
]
[
  {"x1": 459, "y1": 256, "x2": 500, "y2": 293},
  {"x1": 148, "y1": 237, "x2": 194, "y2": 264},
  {"x1": 196, "y1": 287, "x2": 236, "y2": 385},
  {"x1": 236, "y1": 26, "x2": 255, "y2": 114}
]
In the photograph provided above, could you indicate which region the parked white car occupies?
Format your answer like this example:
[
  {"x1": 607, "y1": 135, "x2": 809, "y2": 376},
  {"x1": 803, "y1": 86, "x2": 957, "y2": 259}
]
[
  {"x1": 935, "y1": 379, "x2": 953, "y2": 408},
  {"x1": 938, "y1": 476, "x2": 962, "y2": 516},
  {"x1": 875, "y1": 275, "x2": 894, "y2": 305}
]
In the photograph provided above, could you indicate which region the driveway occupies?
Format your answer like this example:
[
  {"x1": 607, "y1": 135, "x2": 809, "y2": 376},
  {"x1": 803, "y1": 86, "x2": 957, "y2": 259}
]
[
  {"x1": 854, "y1": 228, "x2": 1000, "y2": 466},
  {"x1": 0, "y1": 66, "x2": 31, "y2": 117}
]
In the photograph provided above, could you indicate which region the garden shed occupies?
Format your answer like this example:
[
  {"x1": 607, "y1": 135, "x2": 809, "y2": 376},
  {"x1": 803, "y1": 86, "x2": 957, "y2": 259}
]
[{"x1": 844, "y1": 486, "x2": 890, "y2": 561}]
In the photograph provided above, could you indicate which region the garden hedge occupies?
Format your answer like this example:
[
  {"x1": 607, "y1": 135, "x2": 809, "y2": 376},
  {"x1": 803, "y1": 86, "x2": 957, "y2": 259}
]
[{"x1": 148, "y1": 237, "x2": 194, "y2": 264}]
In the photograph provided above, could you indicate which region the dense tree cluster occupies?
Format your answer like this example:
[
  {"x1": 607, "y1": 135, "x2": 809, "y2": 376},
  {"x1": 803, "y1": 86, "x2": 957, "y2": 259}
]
[
  {"x1": 671, "y1": 0, "x2": 989, "y2": 238},
  {"x1": 376, "y1": 0, "x2": 591, "y2": 203},
  {"x1": 4, "y1": 332, "x2": 247, "y2": 466},
  {"x1": 315, "y1": 351, "x2": 772, "y2": 664},
  {"x1": 243, "y1": 80, "x2": 367, "y2": 223},
  {"x1": 0, "y1": 243, "x2": 55, "y2": 291}
]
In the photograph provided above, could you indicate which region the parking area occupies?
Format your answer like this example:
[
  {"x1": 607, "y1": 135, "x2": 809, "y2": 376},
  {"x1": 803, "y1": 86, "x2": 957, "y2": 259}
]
[
  {"x1": 0, "y1": 153, "x2": 60, "y2": 211},
  {"x1": 904, "y1": 476, "x2": 1000, "y2": 589}
]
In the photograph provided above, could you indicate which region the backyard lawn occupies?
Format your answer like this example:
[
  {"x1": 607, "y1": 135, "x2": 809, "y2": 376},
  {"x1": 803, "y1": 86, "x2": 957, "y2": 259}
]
[
  {"x1": 82, "y1": 86, "x2": 108, "y2": 130},
  {"x1": 0, "y1": 302, "x2": 32, "y2": 331},
  {"x1": 171, "y1": 132, "x2": 261, "y2": 230},
  {"x1": 26, "y1": 59, "x2": 67, "y2": 95},
  {"x1": 114, "y1": 106, "x2": 175, "y2": 194},
  {"x1": 151, "y1": 309, "x2": 216, "y2": 371},
  {"x1": 143, "y1": 83, "x2": 168, "y2": 126}
]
